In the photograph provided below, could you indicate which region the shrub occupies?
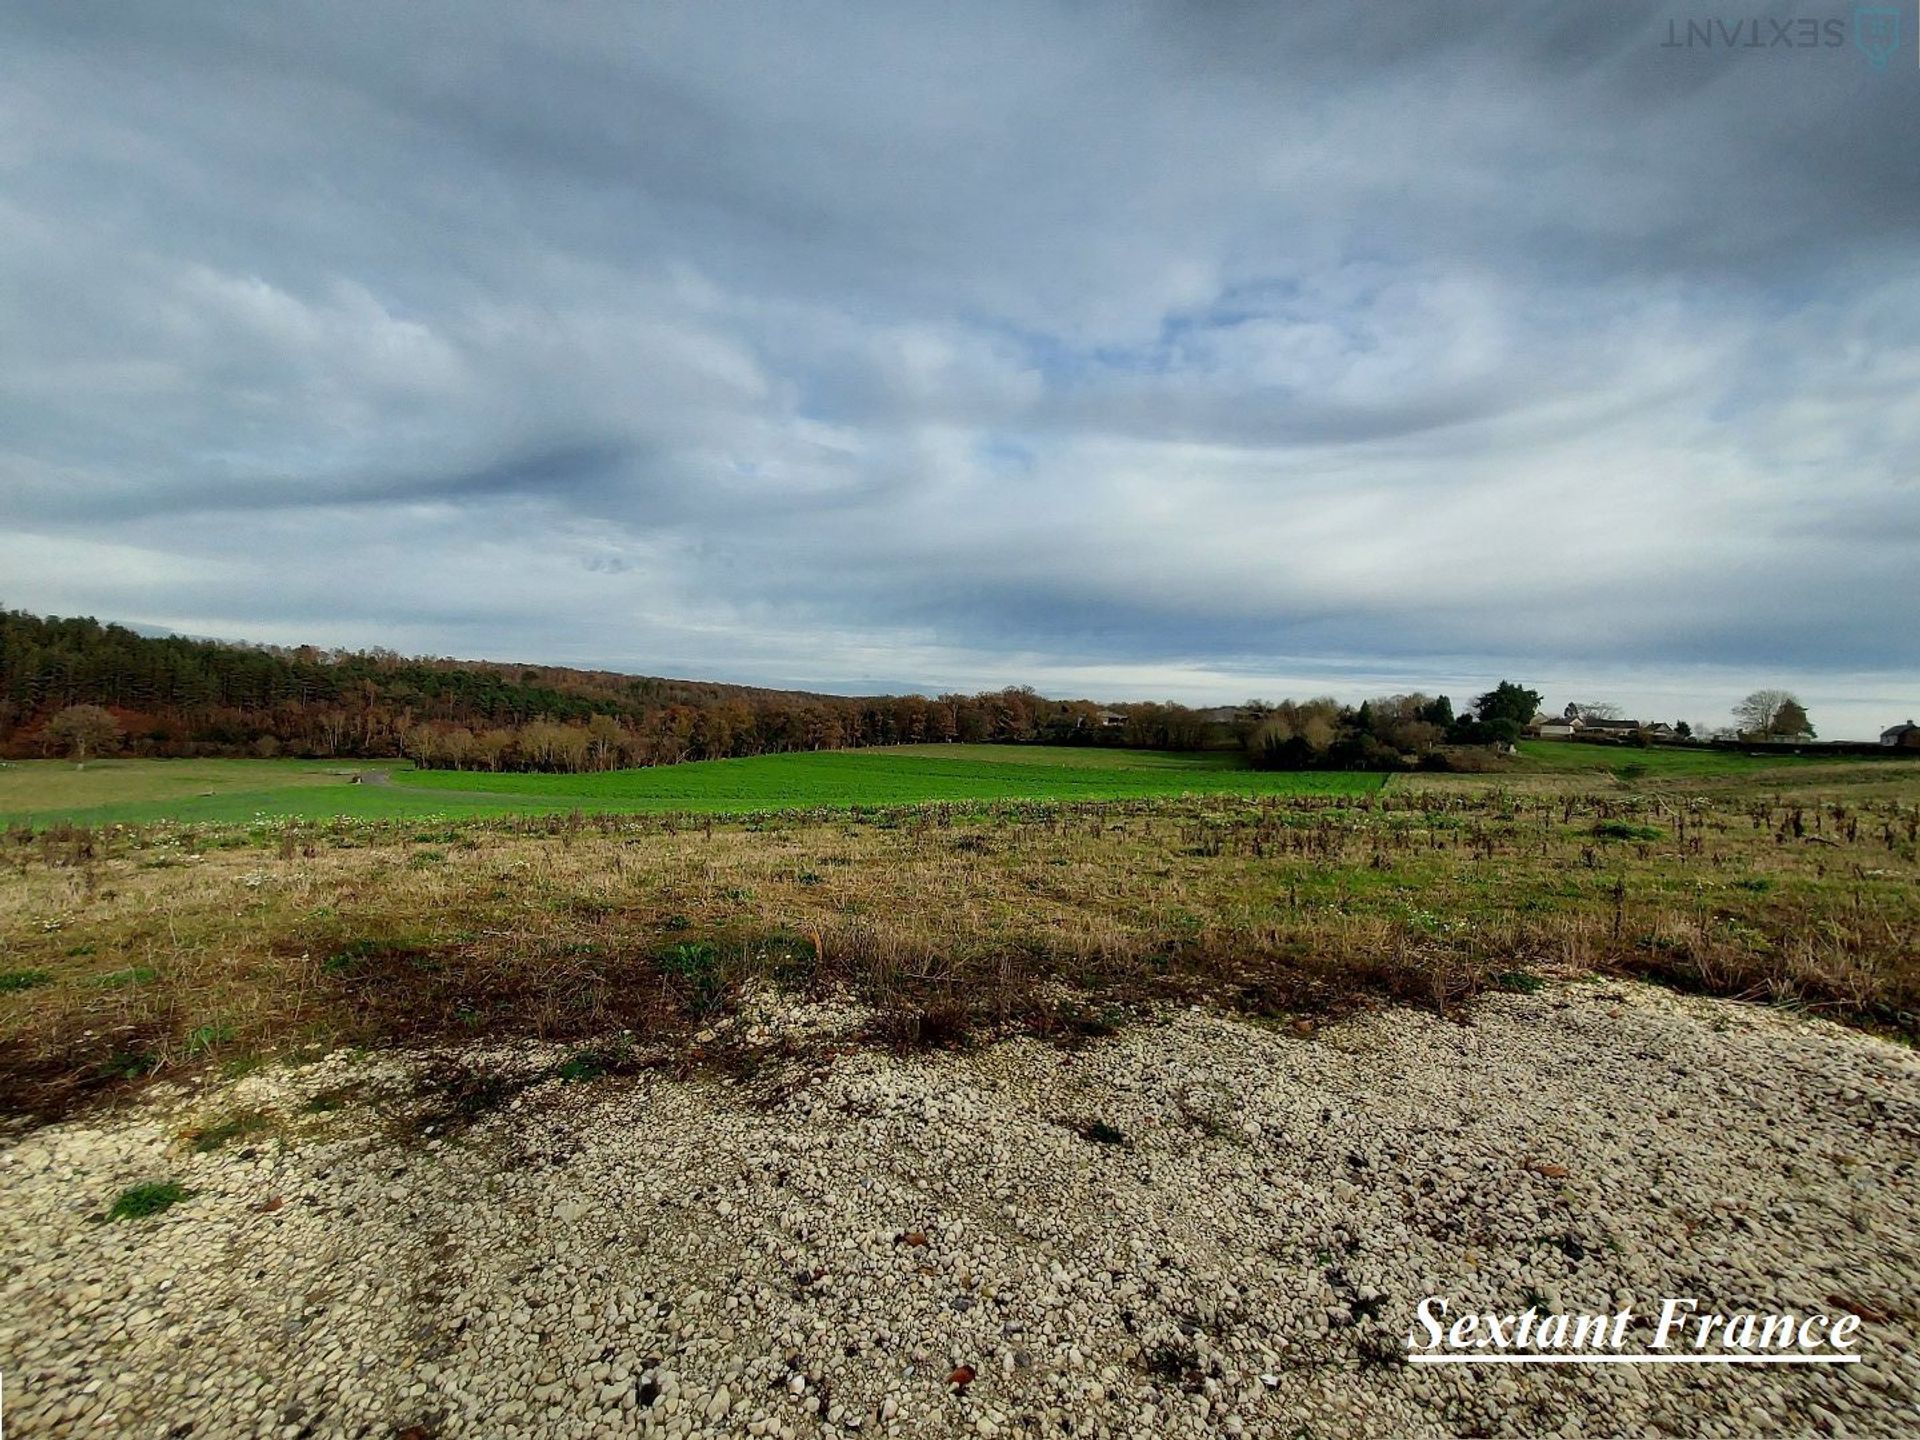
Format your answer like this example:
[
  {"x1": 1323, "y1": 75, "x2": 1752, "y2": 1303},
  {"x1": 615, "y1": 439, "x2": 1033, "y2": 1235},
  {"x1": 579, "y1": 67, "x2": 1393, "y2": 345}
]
[{"x1": 1592, "y1": 820, "x2": 1661, "y2": 842}]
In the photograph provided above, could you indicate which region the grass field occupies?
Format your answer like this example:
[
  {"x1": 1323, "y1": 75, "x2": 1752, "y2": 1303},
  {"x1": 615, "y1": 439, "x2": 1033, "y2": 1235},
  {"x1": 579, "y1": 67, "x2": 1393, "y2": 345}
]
[
  {"x1": 0, "y1": 747, "x2": 1384, "y2": 827},
  {"x1": 7, "y1": 742, "x2": 1903, "y2": 829},
  {"x1": 1508, "y1": 739, "x2": 1817, "y2": 778},
  {"x1": 3, "y1": 757, "x2": 1916, "y2": 1120},
  {"x1": 0, "y1": 757, "x2": 356, "y2": 821},
  {"x1": 2, "y1": 743, "x2": 1916, "y2": 1117}
]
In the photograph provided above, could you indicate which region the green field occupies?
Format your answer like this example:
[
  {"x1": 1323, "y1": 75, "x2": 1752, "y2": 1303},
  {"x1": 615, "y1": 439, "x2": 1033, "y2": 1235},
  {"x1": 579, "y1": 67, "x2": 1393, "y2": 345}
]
[
  {"x1": 0, "y1": 746, "x2": 1384, "y2": 826},
  {"x1": 1509, "y1": 739, "x2": 1816, "y2": 777},
  {"x1": 8, "y1": 742, "x2": 1910, "y2": 828}
]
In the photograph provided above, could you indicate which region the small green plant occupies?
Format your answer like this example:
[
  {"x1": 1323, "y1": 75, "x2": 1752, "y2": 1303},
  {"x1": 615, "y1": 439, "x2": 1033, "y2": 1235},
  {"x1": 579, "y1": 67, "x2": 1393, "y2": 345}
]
[
  {"x1": 99, "y1": 1048, "x2": 158, "y2": 1079},
  {"x1": 553, "y1": 1048, "x2": 609, "y2": 1083},
  {"x1": 657, "y1": 940, "x2": 718, "y2": 982},
  {"x1": 322, "y1": 936, "x2": 432, "y2": 974},
  {"x1": 186, "y1": 1022, "x2": 235, "y2": 1056},
  {"x1": 323, "y1": 939, "x2": 375, "y2": 973},
  {"x1": 186, "y1": 1110, "x2": 275, "y2": 1152},
  {"x1": 657, "y1": 940, "x2": 724, "y2": 1014},
  {"x1": 0, "y1": 968, "x2": 53, "y2": 993},
  {"x1": 1493, "y1": 972, "x2": 1546, "y2": 994},
  {"x1": 93, "y1": 966, "x2": 158, "y2": 989},
  {"x1": 109, "y1": 1181, "x2": 191, "y2": 1221}
]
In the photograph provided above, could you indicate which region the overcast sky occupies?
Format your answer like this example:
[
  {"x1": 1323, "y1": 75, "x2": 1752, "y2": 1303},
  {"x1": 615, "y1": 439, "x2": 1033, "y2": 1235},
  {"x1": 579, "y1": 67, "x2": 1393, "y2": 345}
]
[{"x1": 2, "y1": 2, "x2": 1916, "y2": 736}]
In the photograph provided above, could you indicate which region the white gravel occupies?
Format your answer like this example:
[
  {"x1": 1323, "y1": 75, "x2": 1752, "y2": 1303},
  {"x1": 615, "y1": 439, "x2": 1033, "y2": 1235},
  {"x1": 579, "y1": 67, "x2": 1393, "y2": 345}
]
[{"x1": 2, "y1": 979, "x2": 1916, "y2": 1438}]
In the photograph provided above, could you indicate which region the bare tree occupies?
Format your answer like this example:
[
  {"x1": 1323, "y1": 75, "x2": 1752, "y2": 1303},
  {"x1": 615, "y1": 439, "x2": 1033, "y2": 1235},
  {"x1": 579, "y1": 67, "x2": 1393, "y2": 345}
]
[
  {"x1": 1573, "y1": 701, "x2": 1623, "y2": 720},
  {"x1": 45, "y1": 705, "x2": 122, "y2": 768},
  {"x1": 1733, "y1": 689, "x2": 1814, "y2": 740}
]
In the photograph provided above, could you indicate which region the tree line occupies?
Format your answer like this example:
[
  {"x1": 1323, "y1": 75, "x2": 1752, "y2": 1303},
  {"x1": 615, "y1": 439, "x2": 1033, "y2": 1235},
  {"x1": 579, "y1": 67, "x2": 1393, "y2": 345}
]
[
  {"x1": 0, "y1": 610, "x2": 1219, "y2": 770},
  {"x1": 3, "y1": 611, "x2": 1818, "y2": 774}
]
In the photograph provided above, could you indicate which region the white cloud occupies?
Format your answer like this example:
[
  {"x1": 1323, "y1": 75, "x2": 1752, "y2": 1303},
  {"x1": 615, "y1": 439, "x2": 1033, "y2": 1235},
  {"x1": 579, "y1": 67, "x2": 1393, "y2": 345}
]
[{"x1": 0, "y1": 0, "x2": 1915, "y2": 736}]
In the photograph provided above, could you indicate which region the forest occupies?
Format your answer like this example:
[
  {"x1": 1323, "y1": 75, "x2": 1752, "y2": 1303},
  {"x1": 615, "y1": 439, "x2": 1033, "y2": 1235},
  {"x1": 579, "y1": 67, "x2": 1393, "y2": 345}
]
[
  {"x1": 0, "y1": 610, "x2": 1564, "y2": 773},
  {"x1": 0, "y1": 610, "x2": 1227, "y2": 770}
]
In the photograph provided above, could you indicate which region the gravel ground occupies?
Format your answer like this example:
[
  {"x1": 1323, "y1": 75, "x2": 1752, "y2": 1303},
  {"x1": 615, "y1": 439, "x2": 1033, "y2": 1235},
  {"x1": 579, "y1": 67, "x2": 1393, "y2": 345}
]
[{"x1": 2, "y1": 979, "x2": 1916, "y2": 1439}]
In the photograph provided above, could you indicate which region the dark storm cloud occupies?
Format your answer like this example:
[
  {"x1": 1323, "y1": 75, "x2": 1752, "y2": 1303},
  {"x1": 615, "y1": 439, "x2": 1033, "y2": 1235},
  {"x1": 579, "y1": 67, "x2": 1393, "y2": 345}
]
[{"x1": 1, "y1": 0, "x2": 1916, "y2": 734}]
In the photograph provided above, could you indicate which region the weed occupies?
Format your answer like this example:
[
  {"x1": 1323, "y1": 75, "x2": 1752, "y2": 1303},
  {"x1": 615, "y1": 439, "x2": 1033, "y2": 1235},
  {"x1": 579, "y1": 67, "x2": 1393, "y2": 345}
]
[
  {"x1": 0, "y1": 968, "x2": 52, "y2": 992},
  {"x1": 109, "y1": 1181, "x2": 191, "y2": 1221},
  {"x1": 552, "y1": 1046, "x2": 626, "y2": 1083},
  {"x1": 1592, "y1": 820, "x2": 1662, "y2": 842},
  {"x1": 1493, "y1": 972, "x2": 1546, "y2": 994},
  {"x1": 657, "y1": 940, "x2": 718, "y2": 983},
  {"x1": 99, "y1": 1048, "x2": 158, "y2": 1079},
  {"x1": 186, "y1": 1023, "x2": 234, "y2": 1055},
  {"x1": 186, "y1": 1110, "x2": 275, "y2": 1152}
]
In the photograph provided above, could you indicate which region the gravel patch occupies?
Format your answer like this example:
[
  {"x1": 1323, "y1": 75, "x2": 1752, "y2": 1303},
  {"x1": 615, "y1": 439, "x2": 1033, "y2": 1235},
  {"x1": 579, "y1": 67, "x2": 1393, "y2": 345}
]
[{"x1": 2, "y1": 980, "x2": 1915, "y2": 1438}]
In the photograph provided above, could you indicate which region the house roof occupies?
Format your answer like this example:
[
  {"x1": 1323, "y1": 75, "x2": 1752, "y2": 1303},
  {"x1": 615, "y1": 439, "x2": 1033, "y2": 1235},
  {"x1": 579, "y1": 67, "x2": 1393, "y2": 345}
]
[{"x1": 1884, "y1": 720, "x2": 1919, "y2": 738}]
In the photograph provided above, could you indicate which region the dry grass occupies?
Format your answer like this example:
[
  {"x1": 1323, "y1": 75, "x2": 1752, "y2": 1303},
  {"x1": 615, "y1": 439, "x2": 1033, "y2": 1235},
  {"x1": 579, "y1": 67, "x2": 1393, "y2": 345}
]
[{"x1": 2, "y1": 782, "x2": 1916, "y2": 1119}]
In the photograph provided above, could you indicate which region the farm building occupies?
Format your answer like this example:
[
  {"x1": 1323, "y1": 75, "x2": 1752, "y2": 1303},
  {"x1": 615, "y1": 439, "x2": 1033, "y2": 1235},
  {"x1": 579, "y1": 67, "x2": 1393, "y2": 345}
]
[
  {"x1": 1882, "y1": 720, "x2": 1920, "y2": 748},
  {"x1": 1528, "y1": 705, "x2": 1671, "y2": 741}
]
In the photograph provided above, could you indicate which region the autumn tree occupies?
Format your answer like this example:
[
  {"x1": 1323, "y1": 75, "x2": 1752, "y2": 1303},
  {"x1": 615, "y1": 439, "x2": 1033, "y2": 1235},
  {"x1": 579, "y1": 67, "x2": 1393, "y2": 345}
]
[
  {"x1": 585, "y1": 713, "x2": 625, "y2": 770},
  {"x1": 45, "y1": 704, "x2": 122, "y2": 767}
]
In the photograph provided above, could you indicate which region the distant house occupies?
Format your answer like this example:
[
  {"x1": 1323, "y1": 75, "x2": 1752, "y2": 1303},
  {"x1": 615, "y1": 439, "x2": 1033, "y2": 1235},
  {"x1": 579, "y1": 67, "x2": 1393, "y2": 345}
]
[
  {"x1": 1530, "y1": 703, "x2": 1670, "y2": 741},
  {"x1": 1882, "y1": 720, "x2": 1920, "y2": 749},
  {"x1": 1097, "y1": 710, "x2": 1126, "y2": 729}
]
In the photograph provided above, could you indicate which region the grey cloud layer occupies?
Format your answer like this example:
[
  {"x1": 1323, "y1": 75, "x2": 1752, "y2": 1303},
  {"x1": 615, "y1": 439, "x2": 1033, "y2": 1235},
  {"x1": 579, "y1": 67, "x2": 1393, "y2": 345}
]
[{"x1": 2, "y1": 0, "x2": 1916, "y2": 733}]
